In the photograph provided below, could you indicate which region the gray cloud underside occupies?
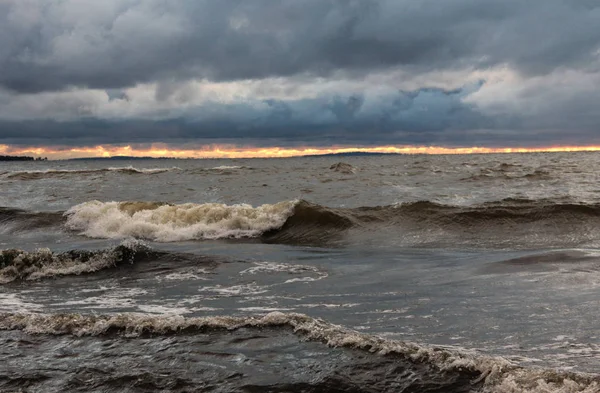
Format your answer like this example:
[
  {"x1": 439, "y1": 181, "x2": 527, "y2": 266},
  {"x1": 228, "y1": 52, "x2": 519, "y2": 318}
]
[
  {"x1": 1, "y1": 0, "x2": 600, "y2": 93},
  {"x1": 0, "y1": 85, "x2": 518, "y2": 146},
  {"x1": 4, "y1": 81, "x2": 600, "y2": 148}
]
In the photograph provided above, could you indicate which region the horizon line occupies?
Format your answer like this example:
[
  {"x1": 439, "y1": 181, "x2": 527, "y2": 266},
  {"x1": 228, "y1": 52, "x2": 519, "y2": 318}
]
[{"x1": 3, "y1": 144, "x2": 600, "y2": 160}]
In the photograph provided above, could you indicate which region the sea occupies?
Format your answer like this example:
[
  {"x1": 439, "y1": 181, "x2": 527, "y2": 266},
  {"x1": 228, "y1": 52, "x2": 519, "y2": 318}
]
[{"x1": 1, "y1": 152, "x2": 600, "y2": 392}]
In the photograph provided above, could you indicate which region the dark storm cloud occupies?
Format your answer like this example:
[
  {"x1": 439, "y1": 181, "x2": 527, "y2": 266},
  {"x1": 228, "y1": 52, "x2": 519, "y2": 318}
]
[
  {"x1": 1, "y1": 0, "x2": 600, "y2": 93},
  {"x1": 0, "y1": 85, "x2": 514, "y2": 146}
]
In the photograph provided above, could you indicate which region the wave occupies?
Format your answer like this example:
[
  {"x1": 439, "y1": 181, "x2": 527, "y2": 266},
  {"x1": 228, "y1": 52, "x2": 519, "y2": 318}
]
[
  {"x1": 4, "y1": 166, "x2": 179, "y2": 180},
  {"x1": 0, "y1": 242, "x2": 151, "y2": 283},
  {"x1": 0, "y1": 207, "x2": 64, "y2": 231},
  {"x1": 0, "y1": 242, "x2": 222, "y2": 283},
  {"x1": 8, "y1": 197, "x2": 600, "y2": 246},
  {"x1": 280, "y1": 198, "x2": 600, "y2": 230},
  {"x1": 330, "y1": 162, "x2": 357, "y2": 174},
  {"x1": 186, "y1": 165, "x2": 253, "y2": 175},
  {"x1": 462, "y1": 167, "x2": 553, "y2": 182},
  {"x1": 106, "y1": 166, "x2": 180, "y2": 174},
  {"x1": 265, "y1": 198, "x2": 600, "y2": 246},
  {"x1": 0, "y1": 311, "x2": 597, "y2": 393},
  {"x1": 209, "y1": 165, "x2": 248, "y2": 170},
  {"x1": 393, "y1": 198, "x2": 600, "y2": 221},
  {"x1": 64, "y1": 200, "x2": 297, "y2": 241},
  {"x1": 262, "y1": 200, "x2": 357, "y2": 244},
  {"x1": 479, "y1": 250, "x2": 600, "y2": 275}
]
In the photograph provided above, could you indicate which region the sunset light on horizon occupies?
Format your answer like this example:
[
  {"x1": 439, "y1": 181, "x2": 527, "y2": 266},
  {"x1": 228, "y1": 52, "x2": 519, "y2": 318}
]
[{"x1": 4, "y1": 143, "x2": 600, "y2": 160}]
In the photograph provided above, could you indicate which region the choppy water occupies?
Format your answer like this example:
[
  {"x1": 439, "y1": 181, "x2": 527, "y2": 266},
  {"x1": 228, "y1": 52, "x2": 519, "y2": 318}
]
[{"x1": 2, "y1": 153, "x2": 600, "y2": 392}]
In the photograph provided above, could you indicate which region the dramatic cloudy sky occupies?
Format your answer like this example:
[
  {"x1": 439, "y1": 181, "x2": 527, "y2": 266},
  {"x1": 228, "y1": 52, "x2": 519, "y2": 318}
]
[{"x1": 2, "y1": 0, "x2": 600, "y2": 153}]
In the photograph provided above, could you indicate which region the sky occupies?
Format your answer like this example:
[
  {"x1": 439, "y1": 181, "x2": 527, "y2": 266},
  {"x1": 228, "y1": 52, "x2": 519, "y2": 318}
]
[{"x1": 1, "y1": 0, "x2": 600, "y2": 158}]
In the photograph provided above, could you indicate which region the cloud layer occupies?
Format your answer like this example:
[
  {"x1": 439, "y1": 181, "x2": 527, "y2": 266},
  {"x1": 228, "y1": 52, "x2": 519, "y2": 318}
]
[{"x1": 1, "y1": 0, "x2": 600, "y2": 149}]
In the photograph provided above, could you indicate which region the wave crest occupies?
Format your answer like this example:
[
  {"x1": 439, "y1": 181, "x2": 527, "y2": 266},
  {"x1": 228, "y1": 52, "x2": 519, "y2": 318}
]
[
  {"x1": 4, "y1": 166, "x2": 179, "y2": 180},
  {"x1": 9, "y1": 197, "x2": 600, "y2": 247},
  {"x1": 57, "y1": 198, "x2": 600, "y2": 246},
  {"x1": 0, "y1": 207, "x2": 63, "y2": 231},
  {"x1": 0, "y1": 242, "x2": 149, "y2": 283},
  {"x1": 64, "y1": 200, "x2": 297, "y2": 241},
  {"x1": 0, "y1": 311, "x2": 597, "y2": 392}
]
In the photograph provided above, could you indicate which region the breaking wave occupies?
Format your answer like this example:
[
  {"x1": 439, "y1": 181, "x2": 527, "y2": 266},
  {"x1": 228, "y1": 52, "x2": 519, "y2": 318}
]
[
  {"x1": 186, "y1": 165, "x2": 253, "y2": 174},
  {"x1": 64, "y1": 200, "x2": 297, "y2": 241},
  {"x1": 0, "y1": 311, "x2": 597, "y2": 393},
  {"x1": 6, "y1": 197, "x2": 600, "y2": 246},
  {"x1": 209, "y1": 165, "x2": 248, "y2": 170},
  {"x1": 4, "y1": 166, "x2": 179, "y2": 180},
  {"x1": 0, "y1": 242, "x2": 151, "y2": 283}
]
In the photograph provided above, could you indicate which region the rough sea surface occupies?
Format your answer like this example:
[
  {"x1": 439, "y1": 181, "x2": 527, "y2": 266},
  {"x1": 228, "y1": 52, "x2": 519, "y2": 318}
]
[{"x1": 2, "y1": 152, "x2": 600, "y2": 392}]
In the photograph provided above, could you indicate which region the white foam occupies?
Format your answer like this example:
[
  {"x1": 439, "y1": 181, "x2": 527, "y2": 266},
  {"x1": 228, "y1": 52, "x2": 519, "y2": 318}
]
[
  {"x1": 0, "y1": 247, "x2": 124, "y2": 283},
  {"x1": 64, "y1": 200, "x2": 297, "y2": 241},
  {"x1": 198, "y1": 283, "x2": 269, "y2": 296},
  {"x1": 237, "y1": 307, "x2": 295, "y2": 312},
  {"x1": 162, "y1": 272, "x2": 210, "y2": 281},
  {"x1": 57, "y1": 287, "x2": 148, "y2": 309},
  {"x1": 106, "y1": 166, "x2": 181, "y2": 174},
  {"x1": 6, "y1": 166, "x2": 180, "y2": 178},
  {"x1": 283, "y1": 277, "x2": 323, "y2": 283},
  {"x1": 0, "y1": 293, "x2": 43, "y2": 312},
  {"x1": 239, "y1": 261, "x2": 328, "y2": 285},
  {"x1": 240, "y1": 262, "x2": 322, "y2": 275},
  {"x1": 298, "y1": 303, "x2": 361, "y2": 309},
  {"x1": 210, "y1": 165, "x2": 246, "y2": 170},
  {"x1": 136, "y1": 305, "x2": 193, "y2": 315}
]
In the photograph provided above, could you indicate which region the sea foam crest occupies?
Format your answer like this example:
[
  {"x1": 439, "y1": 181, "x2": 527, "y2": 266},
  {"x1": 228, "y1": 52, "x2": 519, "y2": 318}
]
[
  {"x1": 64, "y1": 200, "x2": 297, "y2": 241},
  {"x1": 4, "y1": 166, "x2": 179, "y2": 179},
  {"x1": 0, "y1": 241, "x2": 148, "y2": 283},
  {"x1": 209, "y1": 165, "x2": 246, "y2": 170},
  {"x1": 105, "y1": 166, "x2": 181, "y2": 174},
  {"x1": 0, "y1": 311, "x2": 597, "y2": 393}
]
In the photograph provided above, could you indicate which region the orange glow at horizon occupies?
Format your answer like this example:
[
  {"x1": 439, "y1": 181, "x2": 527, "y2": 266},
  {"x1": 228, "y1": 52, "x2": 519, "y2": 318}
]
[{"x1": 3, "y1": 143, "x2": 600, "y2": 160}]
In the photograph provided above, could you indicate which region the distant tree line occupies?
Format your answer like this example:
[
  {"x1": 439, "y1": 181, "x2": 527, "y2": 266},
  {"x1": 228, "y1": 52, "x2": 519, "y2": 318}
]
[{"x1": 0, "y1": 155, "x2": 48, "y2": 161}]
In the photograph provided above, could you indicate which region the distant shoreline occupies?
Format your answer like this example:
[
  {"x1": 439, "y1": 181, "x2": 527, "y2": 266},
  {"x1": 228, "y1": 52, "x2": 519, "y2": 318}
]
[
  {"x1": 3, "y1": 150, "x2": 594, "y2": 161},
  {"x1": 65, "y1": 152, "x2": 400, "y2": 161},
  {"x1": 0, "y1": 155, "x2": 47, "y2": 161}
]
